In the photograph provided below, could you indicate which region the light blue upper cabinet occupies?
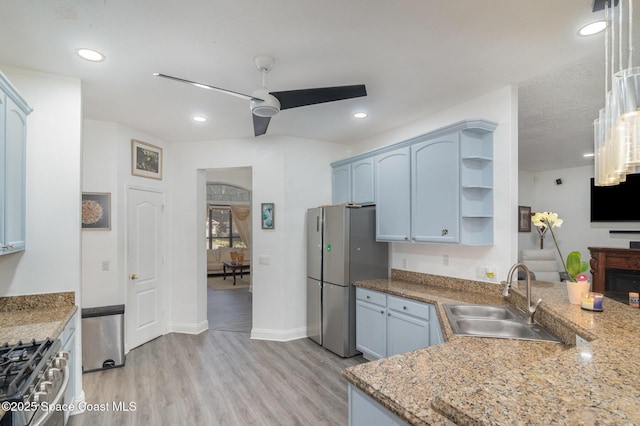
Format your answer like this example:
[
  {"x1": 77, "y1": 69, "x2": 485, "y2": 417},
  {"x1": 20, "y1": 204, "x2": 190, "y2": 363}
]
[
  {"x1": 332, "y1": 119, "x2": 497, "y2": 245},
  {"x1": 331, "y1": 163, "x2": 351, "y2": 205},
  {"x1": 374, "y1": 147, "x2": 411, "y2": 242},
  {"x1": 411, "y1": 135, "x2": 460, "y2": 243},
  {"x1": 351, "y1": 158, "x2": 375, "y2": 205},
  {"x1": 1, "y1": 72, "x2": 32, "y2": 256},
  {"x1": 331, "y1": 156, "x2": 375, "y2": 205}
]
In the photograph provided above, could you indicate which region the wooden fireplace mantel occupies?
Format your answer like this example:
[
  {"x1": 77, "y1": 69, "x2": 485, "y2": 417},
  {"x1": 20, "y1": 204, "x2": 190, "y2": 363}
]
[{"x1": 588, "y1": 247, "x2": 640, "y2": 293}]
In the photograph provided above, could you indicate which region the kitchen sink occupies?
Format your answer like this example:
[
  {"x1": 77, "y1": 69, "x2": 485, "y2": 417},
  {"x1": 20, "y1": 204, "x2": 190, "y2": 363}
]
[
  {"x1": 443, "y1": 304, "x2": 560, "y2": 343},
  {"x1": 445, "y1": 304, "x2": 517, "y2": 320}
]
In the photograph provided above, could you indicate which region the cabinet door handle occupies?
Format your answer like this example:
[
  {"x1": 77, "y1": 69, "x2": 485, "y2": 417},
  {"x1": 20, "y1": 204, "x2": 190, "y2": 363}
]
[
  {"x1": 387, "y1": 313, "x2": 391, "y2": 317},
  {"x1": 380, "y1": 310, "x2": 385, "y2": 315},
  {"x1": 442, "y1": 229, "x2": 449, "y2": 236},
  {"x1": 403, "y1": 306, "x2": 407, "y2": 310},
  {"x1": 366, "y1": 295, "x2": 370, "y2": 299},
  {"x1": 2, "y1": 244, "x2": 13, "y2": 249},
  {"x1": 404, "y1": 236, "x2": 409, "y2": 241},
  {"x1": 130, "y1": 274, "x2": 138, "y2": 280}
]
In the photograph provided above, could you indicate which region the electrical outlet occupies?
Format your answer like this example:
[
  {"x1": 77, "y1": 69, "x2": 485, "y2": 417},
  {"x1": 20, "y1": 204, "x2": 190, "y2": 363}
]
[
  {"x1": 485, "y1": 266, "x2": 496, "y2": 281},
  {"x1": 259, "y1": 255, "x2": 270, "y2": 265},
  {"x1": 443, "y1": 255, "x2": 449, "y2": 266}
]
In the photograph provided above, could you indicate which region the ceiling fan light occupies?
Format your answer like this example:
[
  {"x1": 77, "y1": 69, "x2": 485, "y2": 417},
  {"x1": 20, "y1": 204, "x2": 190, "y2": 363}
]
[
  {"x1": 251, "y1": 89, "x2": 281, "y2": 117},
  {"x1": 252, "y1": 105, "x2": 279, "y2": 117},
  {"x1": 353, "y1": 112, "x2": 368, "y2": 119}
]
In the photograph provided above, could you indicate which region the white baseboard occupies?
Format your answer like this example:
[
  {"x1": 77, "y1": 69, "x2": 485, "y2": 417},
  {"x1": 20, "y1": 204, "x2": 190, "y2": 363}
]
[
  {"x1": 168, "y1": 320, "x2": 208, "y2": 335},
  {"x1": 250, "y1": 326, "x2": 307, "y2": 342},
  {"x1": 70, "y1": 390, "x2": 86, "y2": 415}
]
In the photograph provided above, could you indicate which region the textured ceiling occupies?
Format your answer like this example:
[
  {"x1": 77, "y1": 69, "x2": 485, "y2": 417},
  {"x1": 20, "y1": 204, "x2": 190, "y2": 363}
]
[
  {"x1": 0, "y1": 0, "x2": 630, "y2": 172},
  {"x1": 518, "y1": 51, "x2": 605, "y2": 171}
]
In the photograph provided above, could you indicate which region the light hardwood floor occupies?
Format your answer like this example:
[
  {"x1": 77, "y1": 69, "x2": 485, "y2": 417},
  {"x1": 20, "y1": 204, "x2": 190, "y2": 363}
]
[
  {"x1": 69, "y1": 287, "x2": 365, "y2": 426},
  {"x1": 207, "y1": 286, "x2": 252, "y2": 333}
]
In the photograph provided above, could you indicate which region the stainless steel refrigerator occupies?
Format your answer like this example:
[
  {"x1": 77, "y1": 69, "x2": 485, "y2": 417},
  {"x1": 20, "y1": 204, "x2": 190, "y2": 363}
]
[{"x1": 306, "y1": 205, "x2": 388, "y2": 357}]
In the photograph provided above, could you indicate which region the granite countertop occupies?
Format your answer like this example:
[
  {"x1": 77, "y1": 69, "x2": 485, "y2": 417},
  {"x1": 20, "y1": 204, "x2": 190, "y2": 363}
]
[
  {"x1": 0, "y1": 292, "x2": 76, "y2": 421},
  {"x1": 342, "y1": 269, "x2": 640, "y2": 425},
  {"x1": 0, "y1": 292, "x2": 77, "y2": 344}
]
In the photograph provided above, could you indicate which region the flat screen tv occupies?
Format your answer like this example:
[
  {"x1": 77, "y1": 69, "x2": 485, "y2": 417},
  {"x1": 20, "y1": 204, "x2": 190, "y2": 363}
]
[{"x1": 590, "y1": 173, "x2": 640, "y2": 222}]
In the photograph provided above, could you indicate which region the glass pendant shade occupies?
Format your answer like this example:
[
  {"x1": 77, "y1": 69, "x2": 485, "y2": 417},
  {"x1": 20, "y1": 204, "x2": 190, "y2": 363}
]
[
  {"x1": 614, "y1": 67, "x2": 640, "y2": 165},
  {"x1": 593, "y1": 0, "x2": 637, "y2": 186},
  {"x1": 594, "y1": 117, "x2": 602, "y2": 185}
]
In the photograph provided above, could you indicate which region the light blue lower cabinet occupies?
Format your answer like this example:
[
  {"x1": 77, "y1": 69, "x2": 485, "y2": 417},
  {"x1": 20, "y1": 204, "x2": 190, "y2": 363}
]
[
  {"x1": 355, "y1": 288, "x2": 442, "y2": 360},
  {"x1": 386, "y1": 309, "x2": 429, "y2": 357},
  {"x1": 349, "y1": 384, "x2": 410, "y2": 426},
  {"x1": 355, "y1": 299, "x2": 387, "y2": 360}
]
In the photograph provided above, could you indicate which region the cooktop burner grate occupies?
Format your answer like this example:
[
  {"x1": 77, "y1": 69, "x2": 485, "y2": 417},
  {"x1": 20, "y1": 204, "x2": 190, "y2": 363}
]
[{"x1": 0, "y1": 339, "x2": 55, "y2": 400}]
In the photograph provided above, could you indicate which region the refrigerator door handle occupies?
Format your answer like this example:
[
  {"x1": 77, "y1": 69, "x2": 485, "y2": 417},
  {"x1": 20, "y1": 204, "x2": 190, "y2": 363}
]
[{"x1": 316, "y1": 215, "x2": 320, "y2": 232}]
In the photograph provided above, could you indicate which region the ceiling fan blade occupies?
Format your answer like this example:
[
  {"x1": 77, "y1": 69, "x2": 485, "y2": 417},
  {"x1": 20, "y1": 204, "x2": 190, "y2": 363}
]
[
  {"x1": 153, "y1": 73, "x2": 263, "y2": 101},
  {"x1": 253, "y1": 114, "x2": 271, "y2": 136},
  {"x1": 271, "y1": 85, "x2": 366, "y2": 110}
]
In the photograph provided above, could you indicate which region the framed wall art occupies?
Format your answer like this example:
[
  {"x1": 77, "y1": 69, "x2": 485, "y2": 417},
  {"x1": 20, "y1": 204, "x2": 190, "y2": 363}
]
[
  {"x1": 132, "y1": 139, "x2": 163, "y2": 180},
  {"x1": 82, "y1": 192, "x2": 111, "y2": 230},
  {"x1": 261, "y1": 203, "x2": 274, "y2": 229},
  {"x1": 518, "y1": 205, "x2": 532, "y2": 232}
]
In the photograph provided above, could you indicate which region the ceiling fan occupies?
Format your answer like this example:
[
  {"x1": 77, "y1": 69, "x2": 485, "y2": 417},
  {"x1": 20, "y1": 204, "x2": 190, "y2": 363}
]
[{"x1": 154, "y1": 55, "x2": 367, "y2": 137}]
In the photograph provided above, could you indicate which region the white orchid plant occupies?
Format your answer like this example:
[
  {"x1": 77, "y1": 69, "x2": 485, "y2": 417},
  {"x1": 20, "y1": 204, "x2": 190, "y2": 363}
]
[{"x1": 531, "y1": 211, "x2": 588, "y2": 282}]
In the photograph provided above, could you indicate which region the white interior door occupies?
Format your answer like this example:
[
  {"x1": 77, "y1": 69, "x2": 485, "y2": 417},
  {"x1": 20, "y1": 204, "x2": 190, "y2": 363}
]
[{"x1": 127, "y1": 187, "x2": 165, "y2": 350}]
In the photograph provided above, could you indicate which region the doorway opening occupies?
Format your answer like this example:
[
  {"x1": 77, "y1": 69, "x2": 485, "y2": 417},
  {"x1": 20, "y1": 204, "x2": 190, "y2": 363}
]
[{"x1": 204, "y1": 168, "x2": 252, "y2": 333}]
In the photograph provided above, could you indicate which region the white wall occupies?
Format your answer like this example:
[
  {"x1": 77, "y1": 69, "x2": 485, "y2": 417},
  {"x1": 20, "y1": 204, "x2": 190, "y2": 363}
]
[
  {"x1": 0, "y1": 65, "x2": 82, "y2": 296},
  {"x1": 81, "y1": 120, "x2": 169, "y2": 312},
  {"x1": 169, "y1": 136, "x2": 347, "y2": 340},
  {"x1": 81, "y1": 120, "x2": 119, "y2": 306},
  {"x1": 518, "y1": 165, "x2": 640, "y2": 277},
  {"x1": 348, "y1": 86, "x2": 519, "y2": 283}
]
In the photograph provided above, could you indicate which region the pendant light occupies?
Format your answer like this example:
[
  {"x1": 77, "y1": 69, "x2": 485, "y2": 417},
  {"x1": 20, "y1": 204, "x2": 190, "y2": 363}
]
[{"x1": 594, "y1": 0, "x2": 639, "y2": 186}]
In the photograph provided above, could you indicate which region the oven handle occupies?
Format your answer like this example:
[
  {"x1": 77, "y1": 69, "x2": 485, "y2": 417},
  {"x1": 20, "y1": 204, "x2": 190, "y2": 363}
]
[{"x1": 31, "y1": 363, "x2": 69, "y2": 426}]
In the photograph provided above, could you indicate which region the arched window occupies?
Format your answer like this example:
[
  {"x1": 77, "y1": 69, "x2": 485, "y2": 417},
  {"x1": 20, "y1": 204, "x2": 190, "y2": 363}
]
[{"x1": 207, "y1": 183, "x2": 250, "y2": 203}]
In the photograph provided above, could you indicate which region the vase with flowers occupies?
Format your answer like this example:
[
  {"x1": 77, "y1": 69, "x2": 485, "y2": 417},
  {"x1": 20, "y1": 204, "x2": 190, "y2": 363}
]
[{"x1": 531, "y1": 212, "x2": 589, "y2": 304}]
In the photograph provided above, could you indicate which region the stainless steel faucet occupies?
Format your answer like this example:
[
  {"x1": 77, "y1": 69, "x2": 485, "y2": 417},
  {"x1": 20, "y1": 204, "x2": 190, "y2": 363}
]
[{"x1": 502, "y1": 263, "x2": 542, "y2": 324}]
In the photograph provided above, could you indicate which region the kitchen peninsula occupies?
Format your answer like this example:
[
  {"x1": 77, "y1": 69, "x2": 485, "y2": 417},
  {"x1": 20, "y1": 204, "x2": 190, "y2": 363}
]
[{"x1": 343, "y1": 269, "x2": 640, "y2": 425}]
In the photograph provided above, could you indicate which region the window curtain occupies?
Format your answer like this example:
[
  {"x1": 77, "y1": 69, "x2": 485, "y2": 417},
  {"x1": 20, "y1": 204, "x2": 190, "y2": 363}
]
[{"x1": 230, "y1": 204, "x2": 251, "y2": 250}]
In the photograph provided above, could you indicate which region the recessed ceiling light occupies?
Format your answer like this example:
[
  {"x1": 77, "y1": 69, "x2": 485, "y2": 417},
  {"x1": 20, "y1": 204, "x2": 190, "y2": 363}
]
[
  {"x1": 579, "y1": 21, "x2": 607, "y2": 36},
  {"x1": 76, "y1": 48, "x2": 105, "y2": 62},
  {"x1": 353, "y1": 112, "x2": 368, "y2": 119},
  {"x1": 192, "y1": 115, "x2": 208, "y2": 122}
]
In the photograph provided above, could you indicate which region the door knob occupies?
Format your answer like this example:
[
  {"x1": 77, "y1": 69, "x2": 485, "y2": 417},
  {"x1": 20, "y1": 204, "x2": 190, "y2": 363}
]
[{"x1": 130, "y1": 274, "x2": 138, "y2": 280}]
